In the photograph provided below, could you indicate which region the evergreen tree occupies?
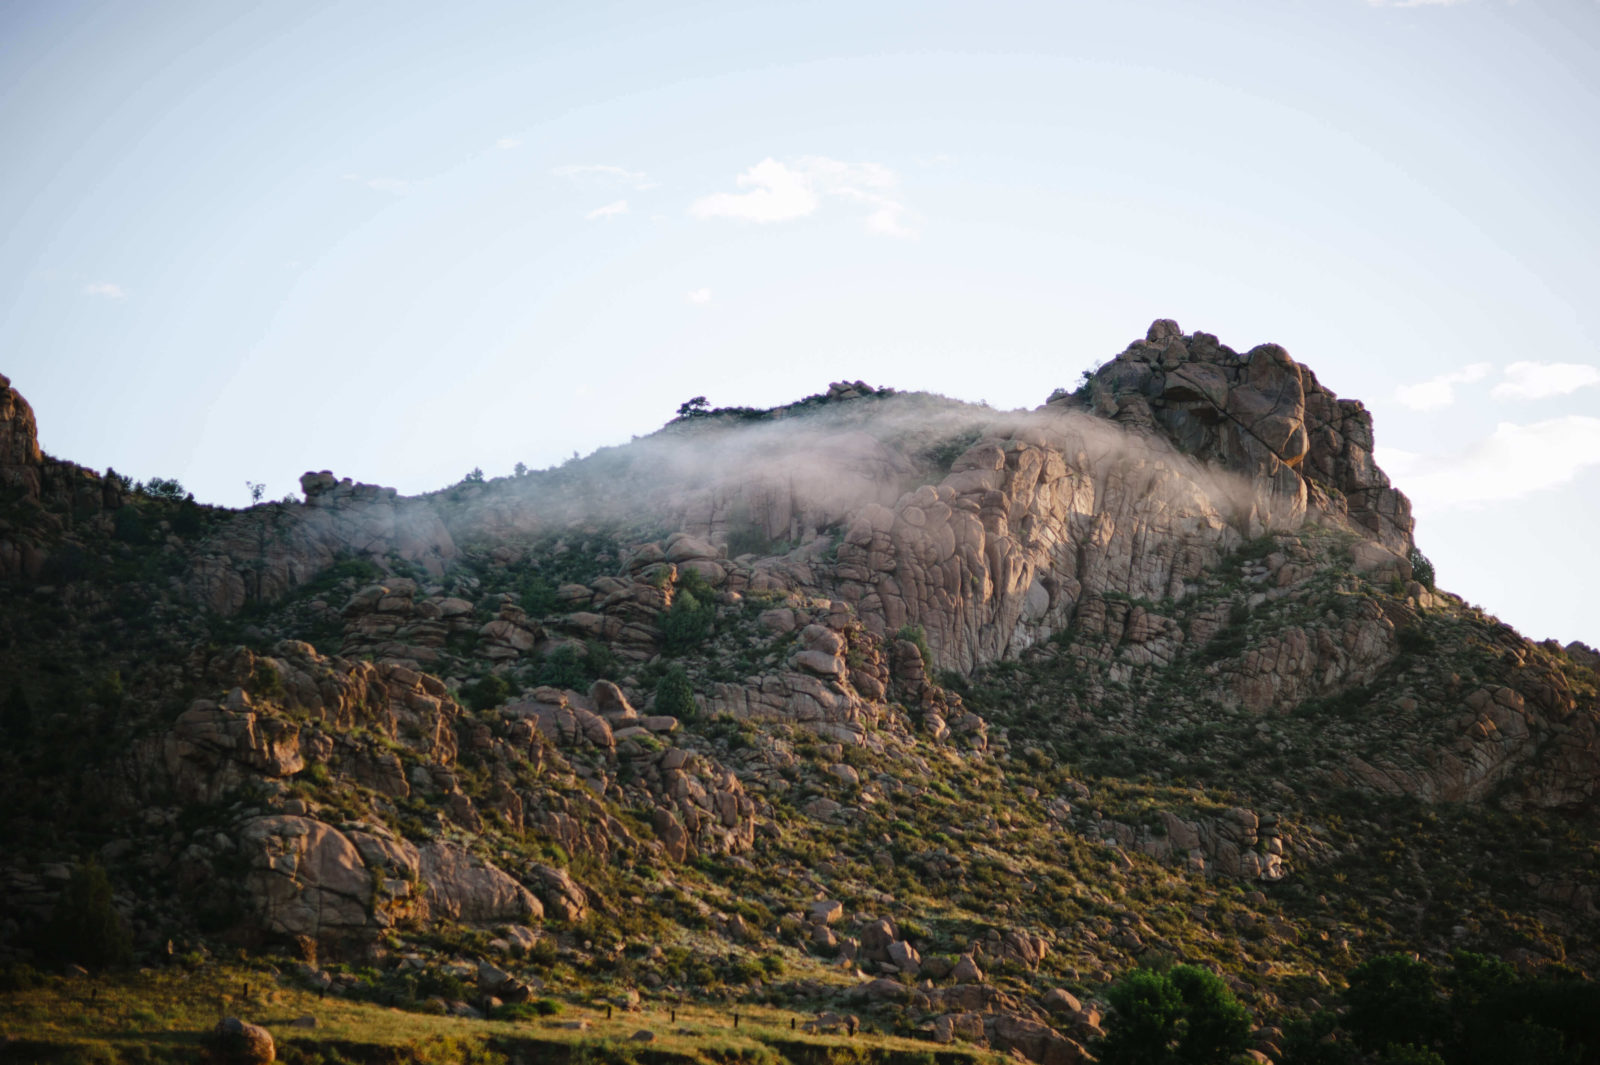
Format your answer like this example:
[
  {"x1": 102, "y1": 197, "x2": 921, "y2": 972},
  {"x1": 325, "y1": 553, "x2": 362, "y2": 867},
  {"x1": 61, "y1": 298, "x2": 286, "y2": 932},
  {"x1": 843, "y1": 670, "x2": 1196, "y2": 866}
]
[{"x1": 42, "y1": 862, "x2": 133, "y2": 968}]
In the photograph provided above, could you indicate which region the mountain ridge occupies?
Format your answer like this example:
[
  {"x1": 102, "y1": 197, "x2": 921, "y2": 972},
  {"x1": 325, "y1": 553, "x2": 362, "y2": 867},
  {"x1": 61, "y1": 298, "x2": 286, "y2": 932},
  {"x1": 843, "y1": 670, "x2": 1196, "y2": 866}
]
[{"x1": 1, "y1": 321, "x2": 1596, "y2": 1064}]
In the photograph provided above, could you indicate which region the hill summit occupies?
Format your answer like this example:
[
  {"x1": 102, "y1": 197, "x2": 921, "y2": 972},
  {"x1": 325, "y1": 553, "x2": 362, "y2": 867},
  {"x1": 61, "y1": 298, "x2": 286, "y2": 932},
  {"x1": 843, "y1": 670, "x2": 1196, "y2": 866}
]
[{"x1": 1, "y1": 321, "x2": 1596, "y2": 1064}]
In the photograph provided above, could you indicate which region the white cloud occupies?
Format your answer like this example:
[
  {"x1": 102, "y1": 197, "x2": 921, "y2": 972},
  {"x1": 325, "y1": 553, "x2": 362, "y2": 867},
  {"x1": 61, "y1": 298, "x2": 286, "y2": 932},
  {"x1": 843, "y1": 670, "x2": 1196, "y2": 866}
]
[
  {"x1": 690, "y1": 156, "x2": 918, "y2": 237},
  {"x1": 690, "y1": 158, "x2": 819, "y2": 223},
  {"x1": 1377, "y1": 415, "x2": 1600, "y2": 508},
  {"x1": 1367, "y1": 0, "x2": 1470, "y2": 7},
  {"x1": 1393, "y1": 362, "x2": 1491, "y2": 411},
  {"x1": 553, "y1": 164, "x2": 655, "y2": 190},
  {"x1": 1492, "y1": 361, "x2": 1600, "y2": 401},
  {"x1": 495, "y1": 136, "x2": 521, "y2": 150},
  {"x1": 343, "y1": 173, "x2": 417, "y2": 195},
  {"x1": 585, "y1": 200, "x2": 629, "y2": 220},
  {"x1": 686, "y1": 288, "x2": 713, "y2": 305},
  {"x1": 83, "y1": 281, "x2": 126, "y2": 300}
]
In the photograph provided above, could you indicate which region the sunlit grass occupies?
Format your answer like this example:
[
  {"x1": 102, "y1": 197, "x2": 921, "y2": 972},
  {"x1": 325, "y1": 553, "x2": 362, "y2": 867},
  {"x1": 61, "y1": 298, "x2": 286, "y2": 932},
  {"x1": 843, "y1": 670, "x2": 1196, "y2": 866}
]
[{"x1": 1, "y1": 963, "x2": 1003, "y2": 1064}]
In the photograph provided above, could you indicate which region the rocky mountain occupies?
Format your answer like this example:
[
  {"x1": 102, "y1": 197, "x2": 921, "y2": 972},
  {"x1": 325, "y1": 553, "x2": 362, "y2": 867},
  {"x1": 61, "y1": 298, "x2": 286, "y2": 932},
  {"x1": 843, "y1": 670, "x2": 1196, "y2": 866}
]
[{"x1": 1, "y1": 321, "x2": 1596, "y2": 1064}]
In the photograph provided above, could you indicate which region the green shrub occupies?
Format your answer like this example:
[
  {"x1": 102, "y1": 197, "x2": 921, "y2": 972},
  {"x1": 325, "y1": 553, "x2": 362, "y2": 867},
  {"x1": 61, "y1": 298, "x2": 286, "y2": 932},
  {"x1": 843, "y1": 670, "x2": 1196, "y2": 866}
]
[
  {"x1": 136, "y1": 476, "x2": 188, "y2": 503},
  {"x1": 663, "y1": 587, "x2": 715, "y2": 655},
  {"x1": 1344, "y1": 954, "x2": 1443, "y2": 1054},
  {"x1": 582, "y1": 639, "x2": 619, "y2": 681},
  {"x1": 1095, "y1": 964, "x2": 1251, "y2": 1065},
  {"x1": 461, "y1": 673, "x2": 511, "y2": 711},
  {"x1": 538, "y1": 646, "x2": 589, "y2": 689},
  {"x1": 491, "y1": 998, "x2": 563, "y2": 1021},
  {"x1": 413, "y1": 968, "x2": 468, "y2": 1000},
  {"x1": 41, "y1": 862, "x2": 133, "y2": 969},
  {"x1": 519, "y1": 575, "x2": 558, "y2": 616},
  {"x1": 654, "y1": 665, "x2": 697, "y2": 719},
  {"x1": 1408, "y1": 547, "x2": 1436, "y2": 590},
  {"x1": 1096, "y1": 968, "x2": 1183, "y2": 1065}
]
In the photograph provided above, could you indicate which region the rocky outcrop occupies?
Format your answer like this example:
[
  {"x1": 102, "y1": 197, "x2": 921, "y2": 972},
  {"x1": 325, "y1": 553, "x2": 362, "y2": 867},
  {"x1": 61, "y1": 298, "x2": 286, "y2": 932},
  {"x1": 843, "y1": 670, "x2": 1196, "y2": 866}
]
[
  {"x1": 0, "y1": 372, "x2": 42, "y2": 500},
  {"x1": 164, "y1": 690, "x2": 306, "y2": 803},
  {"x1": 1091, "y1": 320, "x2": 1412, "y2": 551},
  {"x1": 0, "y1": 372, "x2": 125, "y2": 579},
  {"x1": 187, "y1": 471, "x2": 456, "y2": 616},
  {"x1": 1341, "y1": 679, "x2": 1600, "y2": 809},
  {"x1": 820, "y1": 323, "x2": 1413, "y2": 673},
  {"x1": 338, "y1": 579, "x2": 481, "y2": 663},
  {"x1": 240, "y1": 815, "x2": 539, "y2": 943}
]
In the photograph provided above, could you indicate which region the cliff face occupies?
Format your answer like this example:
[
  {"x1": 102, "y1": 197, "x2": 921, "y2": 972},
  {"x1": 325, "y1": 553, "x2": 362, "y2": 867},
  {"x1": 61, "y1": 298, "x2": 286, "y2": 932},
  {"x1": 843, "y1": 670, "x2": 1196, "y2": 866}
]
[
  {"x1": 0, "y1": 373, "x2": 125, "y2": 579},
  {"x1": 0, "y1": 322, "x2": 1595, "y2": 1059}
]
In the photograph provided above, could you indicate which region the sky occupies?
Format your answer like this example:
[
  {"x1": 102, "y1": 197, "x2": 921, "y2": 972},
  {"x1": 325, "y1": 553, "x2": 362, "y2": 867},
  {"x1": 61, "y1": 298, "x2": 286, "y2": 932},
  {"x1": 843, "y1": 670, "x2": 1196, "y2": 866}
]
[{"x1": 1, "y1": 0, "x2": 1597, "y2": 645}]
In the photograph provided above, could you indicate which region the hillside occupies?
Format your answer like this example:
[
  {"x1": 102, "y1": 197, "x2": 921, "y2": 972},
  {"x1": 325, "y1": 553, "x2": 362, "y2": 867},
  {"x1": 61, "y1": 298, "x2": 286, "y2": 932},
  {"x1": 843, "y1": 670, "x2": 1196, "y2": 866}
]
[{"x1": 1, "y1": 320, "x2": 1596, "y2": 1064}]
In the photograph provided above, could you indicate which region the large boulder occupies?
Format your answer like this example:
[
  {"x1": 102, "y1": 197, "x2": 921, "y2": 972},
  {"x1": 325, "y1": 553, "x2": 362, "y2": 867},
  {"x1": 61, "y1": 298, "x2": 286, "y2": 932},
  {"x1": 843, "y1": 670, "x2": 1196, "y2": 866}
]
[
  {"x1": 241, "y1": 817, "x2": 373, "y2": 940},
  {"x1": 208, "y1": 1017, "x2": 275, "y2": 1064},
  {"x1": 418, "y1": 842, "x2": 541, "y2": 923}
]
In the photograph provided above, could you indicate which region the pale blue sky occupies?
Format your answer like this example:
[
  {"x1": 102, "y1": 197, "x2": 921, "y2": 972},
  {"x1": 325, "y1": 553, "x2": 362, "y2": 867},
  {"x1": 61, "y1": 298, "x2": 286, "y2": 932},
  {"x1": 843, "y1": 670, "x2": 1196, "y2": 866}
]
[{"x1": 2, "y1": 0, "x2": 1598, "y2": 643}]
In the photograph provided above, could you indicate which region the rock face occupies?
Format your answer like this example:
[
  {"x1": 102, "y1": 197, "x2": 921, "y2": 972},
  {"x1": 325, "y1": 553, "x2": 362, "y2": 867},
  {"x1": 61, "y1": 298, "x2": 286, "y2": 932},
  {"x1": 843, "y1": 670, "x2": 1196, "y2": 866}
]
[
  {"x1": 0, "y1": 372, "x2": 124, "y2": 579},
  {"x1": 814, "y1": 322, "x2": 1414, "y2": 674},
  {"x1": 240, "y1": 815, "x2": 539, "y2": 941},
  {"x1": 187, "y1": 472, "x2": 456, "y2": 615},
  {"x1": 0, "y1": 372, "x2": 42, "y2": 496}
]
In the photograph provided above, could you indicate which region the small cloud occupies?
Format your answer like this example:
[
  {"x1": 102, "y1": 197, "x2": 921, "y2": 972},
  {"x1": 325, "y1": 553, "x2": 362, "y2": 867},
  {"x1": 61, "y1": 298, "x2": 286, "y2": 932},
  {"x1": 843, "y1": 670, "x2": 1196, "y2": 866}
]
[
  {"x1": 686, "y1": 288, "x2": 713, "y2": 305},
  {"x1": 1367, "y1": 0, "x2": 1470, "y2": 7},
  {"x1": 553, "y1": 164, "x2": 655, "y2": 190},
  {"x1": 83, "y1": 281, "x2": 126, "y2": 300},
  {"x1": 1491, "y1": 361, "x2": 1600, "y2": 401},
  {"x1": 495, "y1": 136, "x2": 521, "y2": 150},
  {"x1": 343, "y1": 173, "x2": 417, "y2": 195},
  {"x1": 585, "y1": 199, "x2": 629, "y2": 220},
  {"x1": 691, "y1": 156, "x2": 919, "y2": 237},
  {"x1": 691, "y1": 158, "x2": 819, "y2": 224},
  {"x1": 1378, "y1": 415, "x2": 1600, "y2": 508},
  {"x1": 1393, "y1": 362, "x2": 1491, "y2": 411}
]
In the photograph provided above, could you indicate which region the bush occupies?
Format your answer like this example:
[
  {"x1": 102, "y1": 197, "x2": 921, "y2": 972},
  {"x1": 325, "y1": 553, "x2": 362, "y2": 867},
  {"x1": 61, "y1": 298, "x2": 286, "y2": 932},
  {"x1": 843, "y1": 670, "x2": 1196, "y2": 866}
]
[
  {"x1": 41, "y1": 862, "x2": 133, "y2": 969},
  {"x1": 537, "y1": 646, "x2": 588, "y2": 689},
  {"x1": 461, "y1": 673, "x2": 511, "y2": 711},
  {"x1": 582, "y1": 639, "x2": 619, "y2": 681},
  {"x1": 519, "y1": 575, "x2": 558, "y2": 616},
  {"x1": 1408, "y1": 547, "x2": 1436, "y2": 590},
  {"x1": 654, "y1": 666, "x2": 697, "y2": 719},
  {"x1": 663, "y1": 588, "x2": 715, "y2": 655},
  {"x1": 491, "y1": 998, "x2": 563, "y2": 1021},
  {"x1": 137, "y1": 476, "x2": 188, "y2": 503},
  {"x1": 1097, "y1": 968, "x2": 1183, "y2": 1065},
  {"x1": 1344, "y1": 954, "x2": 1443, "y2": 1055},
  {"x1": 1096, "y1": 964, "x2": 1251, "y2": 1065}
]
